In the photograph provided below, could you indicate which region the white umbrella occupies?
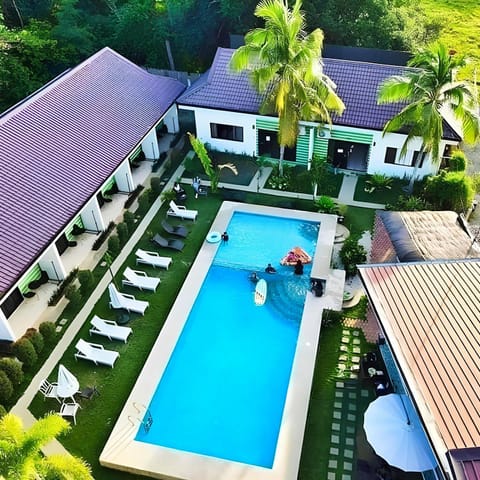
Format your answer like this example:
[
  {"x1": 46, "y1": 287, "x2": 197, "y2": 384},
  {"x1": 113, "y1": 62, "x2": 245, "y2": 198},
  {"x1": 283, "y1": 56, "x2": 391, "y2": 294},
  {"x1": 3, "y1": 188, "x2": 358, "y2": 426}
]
[
  {"x1": 57, "y1": 364, "x2": 80, "y2": 402},
  {"x1": 364, "y1": 393, "x2": 437, "y2": 472}
]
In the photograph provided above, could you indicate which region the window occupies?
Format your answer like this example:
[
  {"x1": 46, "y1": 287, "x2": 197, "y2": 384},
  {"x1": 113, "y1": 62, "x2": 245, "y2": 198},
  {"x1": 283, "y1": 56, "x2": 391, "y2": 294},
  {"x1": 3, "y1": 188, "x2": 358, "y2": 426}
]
[
  {"x1": 210, "y1": 123, "x2": 243, "y2": 142},
  {"x1": 412, "y1": 150, "x2": 426, "y2": 168},
  {"x1": 384, "y1": 147, "x2": 397, "y2": 164}
]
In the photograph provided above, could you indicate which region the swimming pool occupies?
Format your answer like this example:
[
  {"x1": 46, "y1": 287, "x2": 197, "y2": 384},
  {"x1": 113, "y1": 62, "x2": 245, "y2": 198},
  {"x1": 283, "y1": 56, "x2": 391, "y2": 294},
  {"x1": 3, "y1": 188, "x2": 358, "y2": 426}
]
[
  {"x1": 135, "y1": 212, "x2": 318, "y2": 467},
  {"x1": 101, "y1": 202, "x2": 340, "y2": 480}
]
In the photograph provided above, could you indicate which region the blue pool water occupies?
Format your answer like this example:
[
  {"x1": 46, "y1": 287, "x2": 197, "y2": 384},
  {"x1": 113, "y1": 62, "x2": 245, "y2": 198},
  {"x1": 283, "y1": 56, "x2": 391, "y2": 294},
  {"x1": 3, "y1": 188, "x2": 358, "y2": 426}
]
[{"x1": 135, "y1": 212, "x2": 319, "y2": 467}]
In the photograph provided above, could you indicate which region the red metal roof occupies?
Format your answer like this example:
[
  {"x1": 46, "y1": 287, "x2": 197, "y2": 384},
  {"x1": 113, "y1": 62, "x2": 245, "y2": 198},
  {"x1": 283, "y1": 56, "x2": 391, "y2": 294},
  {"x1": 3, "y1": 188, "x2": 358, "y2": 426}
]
[
  {"x1": 0, "y1": 48, "x2": 185, "y2": 295},
  {"x1": 359, "y1": 261, "x2": 480, "y2": 467}
]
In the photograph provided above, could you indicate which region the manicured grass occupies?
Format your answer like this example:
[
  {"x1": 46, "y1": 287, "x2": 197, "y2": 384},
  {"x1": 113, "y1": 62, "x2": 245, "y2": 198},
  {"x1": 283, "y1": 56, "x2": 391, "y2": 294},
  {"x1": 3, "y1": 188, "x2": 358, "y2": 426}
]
[
  {"x1": 420, "y1": 0, "x2": 480, "y2": 81},
  {"x1": 353, "y1": 176, "x2": 409, "y2": 205},
  {"x1": 342, "y1": 206, "x2": 375, "y2": 235},
  {"x1": 29, "y1": 191, "x2": 376, "y2": 479}
]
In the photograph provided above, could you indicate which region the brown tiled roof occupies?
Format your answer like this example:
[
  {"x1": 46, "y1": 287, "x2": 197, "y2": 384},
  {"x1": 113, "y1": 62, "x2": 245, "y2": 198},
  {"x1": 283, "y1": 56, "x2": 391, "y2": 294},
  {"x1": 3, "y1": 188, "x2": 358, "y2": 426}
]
[{"x1": 359, "y1": 261, "x2": 480, "y2": 464}]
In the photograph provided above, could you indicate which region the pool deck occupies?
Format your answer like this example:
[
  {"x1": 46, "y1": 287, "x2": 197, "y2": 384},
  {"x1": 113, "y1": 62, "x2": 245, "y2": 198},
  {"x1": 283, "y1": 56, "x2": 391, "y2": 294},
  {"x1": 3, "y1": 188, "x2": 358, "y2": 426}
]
[{"x1": 100, "y1": 202, "x2": 344, "y2": 480}]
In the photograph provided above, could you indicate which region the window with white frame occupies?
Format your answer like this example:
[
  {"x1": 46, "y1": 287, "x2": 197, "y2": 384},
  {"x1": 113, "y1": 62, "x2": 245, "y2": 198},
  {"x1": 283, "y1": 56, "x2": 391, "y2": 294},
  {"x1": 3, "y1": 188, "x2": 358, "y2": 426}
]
[
  {"x1": 412, "y1": 150, "x2": 426, "y2": 168},
  {"x1": 384, "y1": 147, "x2": 398, "y2": 164},
  {"x1": 210, "y1": 123, "x2": 243, "y2": 142}
]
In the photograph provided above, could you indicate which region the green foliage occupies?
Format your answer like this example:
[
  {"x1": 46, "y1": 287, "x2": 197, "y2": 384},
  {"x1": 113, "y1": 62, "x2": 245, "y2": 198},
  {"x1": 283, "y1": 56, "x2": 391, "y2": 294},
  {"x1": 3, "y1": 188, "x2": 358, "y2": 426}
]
[
  {"x1": 339, "y1": 235, "x2": 367, "y2": 277},
  {"x1": 92, "y1": 221, "x2": 115, "y2": 251},
  {"x1": 448, "y1": 150, "x2": 467, "y2": 172},
  {"x1": 266, "y1": 164, "x2": 293, "y2": 190},
  {"x1": 107, "y1": 234, "x2": 120, "y2": 257},
  {"x1": 136, "y1": 191, "x2": 151, "y2": 215},
  {"x1": 386, "y1": 195, "x2": 429, "y2": 211},
  {"x1": 78, "y1": 270, "x2": 94, "y2": 297},
  {"x1": 160, "y1": 189, "x2": 177, "y2": 202},
  {"x1": 423, "y1": 170, "x2": 475, "y2": 213},
  {"x1": 47, "y1": 267, "x2": 78, "y2": 306},
  {"x1": 315, "y1": 195, "x2": 338, "y2": 214},
  {"x1": 12, "y1": 337, "x2": 38, "y2": 368},
  {"x1": 364, "y1": 173, "x2": 393, "y2": 193},
  {"x1": 116, "y1": 222, "x2": 129, "y2": 246},
  {"x1": 123, "y1": 211, "x2": 136, "y2": 235},
  {"x1": 150, "y1": 177, "x2": 163, "y2": 195},
  {"x1": 24, "y1": 328, "x2": 44, "y2": 354},
  {"x1": 321, "y1": 309, "x2": 343, "y2": 328},
  {"x1": 470, "y1": 172, "x2": 480, "y2": 194},
  {"x1": 38, "y1": 321, "x2": 57, "y2": 345},
  {"x1": 0, "y1": 358, "x2": 24, "y2": 386},
  {"x1": 0, "y1": 404, "x2": 6, "y2": 419},
  {"x1": 64, "y1": 284, "x2": 82, "y2": 310},
  {"x1": 0, "y1": 371, "x2": 13, "y2": 405}
]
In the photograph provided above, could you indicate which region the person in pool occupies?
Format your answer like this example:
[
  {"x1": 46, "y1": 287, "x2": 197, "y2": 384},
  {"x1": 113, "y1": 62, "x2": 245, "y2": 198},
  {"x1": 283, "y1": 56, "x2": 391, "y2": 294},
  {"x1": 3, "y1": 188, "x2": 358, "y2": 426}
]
[
  {"x1": 265, "y1": 263, "x2": 276, "y2": 274},
  {"x1": 249, "y1": 272, "x2": 259, "y2": 283},
  {"x1": 294, "y1": 259, "x2": 304, "y2": 275}
]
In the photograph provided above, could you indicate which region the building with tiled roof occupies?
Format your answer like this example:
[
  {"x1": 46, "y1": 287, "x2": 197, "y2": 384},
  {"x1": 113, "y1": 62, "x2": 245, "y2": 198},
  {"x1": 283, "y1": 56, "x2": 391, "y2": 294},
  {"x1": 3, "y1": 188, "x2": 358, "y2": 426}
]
[
  {"x1": 0, "y1": 47, "x2": 185, "y2": 341},
  {"x1": 359, "y1": 260, "x2": 480, "y2": 480},
  {"x1": 178, "y1": 47, "x2": 460, "y2": 177}
]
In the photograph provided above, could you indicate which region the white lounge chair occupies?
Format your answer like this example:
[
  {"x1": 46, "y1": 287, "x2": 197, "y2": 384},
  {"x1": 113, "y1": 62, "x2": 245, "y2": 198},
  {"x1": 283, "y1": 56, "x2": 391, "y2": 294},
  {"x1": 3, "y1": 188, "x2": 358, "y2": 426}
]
[
  {"x1": 135, "y1": 249, "x2": 172, "y2": 270},
  {"x1": 108, "y1": 283, "x2": 149, "y2": 315},
  {"x1": 167, "y1": 200, "x2": 198, "y2": 221},
  {"x1": 89, "y1": 315, "x2": 132, "y2": 343},
  {"x1": 74, "y1": 339, "x2": 119, "y2": 368},
  {"x1": 122, "y1": 267, "x2": 160, "y2": 291}
]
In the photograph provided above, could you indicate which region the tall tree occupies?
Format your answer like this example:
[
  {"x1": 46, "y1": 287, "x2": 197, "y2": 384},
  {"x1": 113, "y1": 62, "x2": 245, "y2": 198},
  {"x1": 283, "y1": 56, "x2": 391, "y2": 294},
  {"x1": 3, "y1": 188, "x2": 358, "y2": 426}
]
[
  {"x1": 378, "y1": 42, "x2": 480, "y2": 193},
  {"x1": 0, "y1": 412, "x2": 93, "y2": 479},
  {"x1": 229, "y1": 0, "x2": 344, "y2": 175}
]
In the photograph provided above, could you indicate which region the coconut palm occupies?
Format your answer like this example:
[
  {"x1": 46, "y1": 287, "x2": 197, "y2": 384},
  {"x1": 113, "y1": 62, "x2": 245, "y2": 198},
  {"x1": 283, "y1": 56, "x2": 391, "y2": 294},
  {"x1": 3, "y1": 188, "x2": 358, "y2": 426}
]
[
  {"x1": 378, "y1": 42, "x2": 480, "y2": 193},
  {"x1": 230, "y1": 0, "x2": 344, "y2": 175},
  {"x1": 0, "y1": 412, "x2": 93, "y2": 480}
]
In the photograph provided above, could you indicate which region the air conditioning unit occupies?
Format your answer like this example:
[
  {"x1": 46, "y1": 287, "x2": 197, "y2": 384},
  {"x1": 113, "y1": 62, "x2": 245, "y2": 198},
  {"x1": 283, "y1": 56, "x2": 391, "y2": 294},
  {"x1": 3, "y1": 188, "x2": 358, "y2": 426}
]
[
  {"x1": 317, "y1": 129, "x2": 326, "y2": 138},
  {"x1": 298, "y1": 126, "x2": 306, "y2": 136}
]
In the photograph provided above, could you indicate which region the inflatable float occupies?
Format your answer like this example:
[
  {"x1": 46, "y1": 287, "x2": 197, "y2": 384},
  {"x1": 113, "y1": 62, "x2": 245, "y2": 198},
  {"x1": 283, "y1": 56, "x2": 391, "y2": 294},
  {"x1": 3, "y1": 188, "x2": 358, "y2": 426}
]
[
  {"x1": 280, "y1": 246, "x2": 312, "y2": 266},
  {"x1": 254, "y1": 279, "x2": 267, "y2": 306}
]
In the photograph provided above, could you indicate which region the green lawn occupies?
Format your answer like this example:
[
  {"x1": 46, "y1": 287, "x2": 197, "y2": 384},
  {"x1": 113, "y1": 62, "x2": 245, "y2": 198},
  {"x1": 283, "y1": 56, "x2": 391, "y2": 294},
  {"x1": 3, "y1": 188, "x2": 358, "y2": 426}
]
[
  {"x1": 353, "y1": 176, "x2": 409, "y2": 205},
  {"x1": 29, "y1": 191, "x2": 375, "y2": 479}
]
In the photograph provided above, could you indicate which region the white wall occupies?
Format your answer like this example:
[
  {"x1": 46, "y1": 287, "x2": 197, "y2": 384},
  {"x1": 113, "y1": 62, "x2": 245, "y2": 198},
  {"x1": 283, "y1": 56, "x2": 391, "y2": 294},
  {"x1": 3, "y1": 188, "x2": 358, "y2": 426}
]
[
  {"x1": 180, "y1": 107, "x2": 257, "y2": 156},
  {"x1": 163, "y1": 105, "x2": 179, "y2": 133},
  {"x1": 0, "y1": 311, "x2": 15, "y2": 341},
  {"x1": 114, "y1": 160, "x2": 134, "y2": 192},
  {"x1": 81, "y1": 196, "x2": 105, "y2": 232},
  {"x1": 141, "y1": 129, "x2": 160, "y2": 160},
  {"x1": 39, "y1": 246, "x2": 67, "y2": 282}
]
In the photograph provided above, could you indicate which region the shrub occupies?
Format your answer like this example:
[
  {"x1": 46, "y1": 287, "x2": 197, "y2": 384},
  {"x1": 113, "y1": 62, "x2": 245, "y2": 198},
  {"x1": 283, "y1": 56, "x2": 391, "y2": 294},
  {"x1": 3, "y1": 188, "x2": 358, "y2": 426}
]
[
  {"x1": 78, "y1": 270, "x2": 94, "y2": 297},
  {"x1": 160, "y1": 189, "x2": 176, "y2": 203},
  {"x1": 92, "y1": 221, "x2": 115, "y2": 251},
  {"x1": 47, "y1": 268, "x2": 78, "y2": 306},
  {"x1": 364, "y1": 173, "x2": 393, "y2": 193},
  {"x1": 339, "y1": 235, "x2": 367, "y2": 277},
  {"x1": 0, "y1": 371, "x2": 13, "y2": 405},
  {"x1": 136, "y1": 191, "x2": 151, "y2": 215},
  {"x1": 124, "y1": 185, "x2": 144, "y2": 209},
  {"x1": 423, "y1": 170, "x2": 475, "y2": 212},
  {"x1": 24, "y1": 328, "x2": 44, "y2": 354},
  {"x1": 448, "y1": 150, "x2": 467, "y2": 172},
  {"x1": 39, "y1": 321, "x2": 57, "y2": 344},
  {"x1": 0, "y1": 404, "x2": 7, "y2": 418},
  {"x1": 315, "y1": 195, "x2": 338, "y2": 214},
  {"x1": 151, "y1": 177, "x2": 163, "y2": 195},
  {"x1": 107, "y1": 235, "x2": 121, "y2": 257},
  {"x1": 0, "y1": 358, "x2": 24, "y2": 385},
  {"x1": 322, "y1": 309, "x2": 343, "y2": 328},
  {"x1": 123, "y1": 210, "x2": 136, "y2": 235},
  {"x1": 64, "y1": 284, "x2": 82, "y2": 310},
  {"x1": 471, "y1": 172, "x2": 480, "y2": 194},
  {"x1": 117, "y1": 222, "x2": 129, "y2": 246},
  {"x1": 12, "y1": 337, "x2": 38, "y2": 368},
  {"x1": 386, "y1": 195, "x2": 429, "y2": 211}
]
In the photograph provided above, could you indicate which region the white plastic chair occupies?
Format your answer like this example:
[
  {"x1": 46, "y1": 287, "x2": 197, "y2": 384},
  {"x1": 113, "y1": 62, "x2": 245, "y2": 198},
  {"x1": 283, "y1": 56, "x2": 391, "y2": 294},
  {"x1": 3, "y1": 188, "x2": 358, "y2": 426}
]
[
  {"x1": 59, "y1": 401, "x2": 81, "y2": 425},
  {"x1": 167, "y1": 200, "x2": 198, "y2": 221},
  {"x1": 39, "y1": 379, "x2": 61, "y2": 403}
]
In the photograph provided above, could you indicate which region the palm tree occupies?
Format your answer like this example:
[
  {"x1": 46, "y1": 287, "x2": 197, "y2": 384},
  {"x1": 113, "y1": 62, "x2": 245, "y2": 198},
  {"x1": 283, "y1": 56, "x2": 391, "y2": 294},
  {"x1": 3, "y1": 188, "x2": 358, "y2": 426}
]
[
  {"x1": 229, "y1": 0, "x2": 344, "y2": 175},
  {"x1": 0, "y1": 412, "x2": 93, "y2": 480},
  {"x1": 378, "y1": 42, "x2": 480, "y2": 193}
]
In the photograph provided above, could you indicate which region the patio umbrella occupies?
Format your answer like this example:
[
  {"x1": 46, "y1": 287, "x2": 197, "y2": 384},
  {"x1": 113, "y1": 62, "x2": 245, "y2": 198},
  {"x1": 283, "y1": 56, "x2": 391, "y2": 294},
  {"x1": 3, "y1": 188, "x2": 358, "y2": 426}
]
[
  {"x1": 57, "y1": 364, "x2": 80, "y2": 402},
  {"x1": 363, "y1": 393, "x2": 437, "y2": 472}
]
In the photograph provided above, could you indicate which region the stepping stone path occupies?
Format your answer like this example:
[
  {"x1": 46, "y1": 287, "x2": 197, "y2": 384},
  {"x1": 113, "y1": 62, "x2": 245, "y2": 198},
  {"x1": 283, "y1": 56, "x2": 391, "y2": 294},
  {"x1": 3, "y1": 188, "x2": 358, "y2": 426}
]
[{"x1": 327, "y1": 327, "x2": 371, "y2": 480}]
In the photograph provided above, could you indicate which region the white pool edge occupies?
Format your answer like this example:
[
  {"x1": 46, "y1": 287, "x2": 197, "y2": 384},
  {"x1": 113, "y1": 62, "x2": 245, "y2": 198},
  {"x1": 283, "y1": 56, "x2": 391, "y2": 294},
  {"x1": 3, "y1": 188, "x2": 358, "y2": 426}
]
[{"x1": 100, "y1": 202, "x2": 342, "y2": 480}]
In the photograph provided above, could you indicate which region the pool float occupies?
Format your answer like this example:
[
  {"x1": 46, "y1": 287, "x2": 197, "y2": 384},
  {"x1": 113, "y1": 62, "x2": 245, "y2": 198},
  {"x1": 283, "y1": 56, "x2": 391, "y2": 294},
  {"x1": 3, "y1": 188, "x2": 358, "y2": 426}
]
[
  {"x1": 206, "y1": 231, "x2": 221, "y2": 243},
  {"x1": 280, "y1": 246, "x2": 312, "y2": 266},
  {"x1": 254, "y1": 279, "x2": 267, "y2": 306}
]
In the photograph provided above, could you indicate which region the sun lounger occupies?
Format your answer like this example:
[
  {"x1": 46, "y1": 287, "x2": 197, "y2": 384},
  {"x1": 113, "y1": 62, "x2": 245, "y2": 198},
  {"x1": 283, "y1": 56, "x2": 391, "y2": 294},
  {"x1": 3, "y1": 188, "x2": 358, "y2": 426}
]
[
  {"x1": 167, "y1": 200, "x2": 198, "y2": 221},
  {"x1": 151, "y1": 233, "x2": 185, "y2": 251},
  {"x1": 135, "y1": 249, "x2": 172, "y2": 269},
  {"x1": 74, "y1": 339, "x2": 119, "y2": 368},
  {"x1": 89, "y1": 315, "x2": 132, "y2": 343},
  {"x1": 122, "y1": 267, "x2": 160, "y2": 291},
  {"x1": 108, "y1": 283, "x2": 149, "y2": 315},
  {"x1": 161, "y1": 219, "x2": 188, "y2": 238}
]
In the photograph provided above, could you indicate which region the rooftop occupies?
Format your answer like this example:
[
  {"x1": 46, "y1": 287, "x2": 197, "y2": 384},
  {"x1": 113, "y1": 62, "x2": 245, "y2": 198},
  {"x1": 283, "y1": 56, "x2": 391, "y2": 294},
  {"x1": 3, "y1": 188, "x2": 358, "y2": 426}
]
[
  {"x1": 178, "y1": 47, "x2": 461, "y2": 141},
  {"x1": 0, "y1": 47, "x2": 185, "y2": 296}
]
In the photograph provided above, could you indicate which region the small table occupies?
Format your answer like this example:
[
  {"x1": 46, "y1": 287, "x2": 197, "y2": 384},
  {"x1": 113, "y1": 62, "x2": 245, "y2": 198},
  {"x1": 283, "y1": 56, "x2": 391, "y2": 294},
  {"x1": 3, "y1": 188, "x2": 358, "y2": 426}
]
[{"x1": 116, "y1": 311, "x2": 130, "y2": 325}]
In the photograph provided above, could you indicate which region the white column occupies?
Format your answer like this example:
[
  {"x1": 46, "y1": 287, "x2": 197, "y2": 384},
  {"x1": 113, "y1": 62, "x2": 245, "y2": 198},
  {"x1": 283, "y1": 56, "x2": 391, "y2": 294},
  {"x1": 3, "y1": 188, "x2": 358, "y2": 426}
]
[
  {"x1": 307, "y1": 128, "x2": 315, "y2": 171},
  {"x1": 0, "y1": 311, "x2": 15, "y2": 341},
  {"x1": 39, "y1": 245, "x2": 67, "y2": 282},
  {"x1": 81, "y1": 196, "x2": 105, "y2": 232},
  {"x1": 114, "y1": 161, "x2": 134, "y2": 193},
  {"x1": 141, "y1": 129, "x2": 160, "y2": 160},
  {"x1": 163, "y1": 105, "x2": 180, "y2": 133}
]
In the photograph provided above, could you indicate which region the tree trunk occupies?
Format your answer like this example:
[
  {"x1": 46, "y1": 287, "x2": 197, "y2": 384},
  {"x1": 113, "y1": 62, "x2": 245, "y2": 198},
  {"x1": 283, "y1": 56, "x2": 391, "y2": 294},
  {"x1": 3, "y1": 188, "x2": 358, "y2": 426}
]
[
  {"x1": 279, "y1": 144, "x2": 285, "y2": 176},
  {"x1": 406, "y1": 148, "x2": 424, "y2": 194}
]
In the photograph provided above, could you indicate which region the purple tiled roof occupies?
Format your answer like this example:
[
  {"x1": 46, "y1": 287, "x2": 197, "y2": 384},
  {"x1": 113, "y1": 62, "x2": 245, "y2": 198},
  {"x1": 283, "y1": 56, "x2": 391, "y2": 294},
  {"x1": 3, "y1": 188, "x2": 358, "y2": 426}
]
[
  {"x1": 178, "y1": 47, "x2": 461, "y2": 141},
  {"x1": 0, "y1": 47, "x2": 185, "y2": 295}
]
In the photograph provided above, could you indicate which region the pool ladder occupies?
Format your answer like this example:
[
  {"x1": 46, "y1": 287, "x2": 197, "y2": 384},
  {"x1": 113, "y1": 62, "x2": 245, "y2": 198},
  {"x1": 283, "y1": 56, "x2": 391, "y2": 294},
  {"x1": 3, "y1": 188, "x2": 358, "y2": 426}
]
[{"x1": 128, "y1": 402, "x2": 153, "y2": 434}]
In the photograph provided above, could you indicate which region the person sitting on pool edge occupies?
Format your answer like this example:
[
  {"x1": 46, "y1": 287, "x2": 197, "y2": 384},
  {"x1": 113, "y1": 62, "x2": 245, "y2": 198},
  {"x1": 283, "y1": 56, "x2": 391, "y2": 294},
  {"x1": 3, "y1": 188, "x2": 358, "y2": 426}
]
[
  {"x1": 221, "y1": 231, "x2": 229, "y2": 244},
  {"x1": 265, "y1": 263, "x2": 276, "y2": 274},
  {"x1": 294, "y1": 259, "x2": 304, "y2": 275}
]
